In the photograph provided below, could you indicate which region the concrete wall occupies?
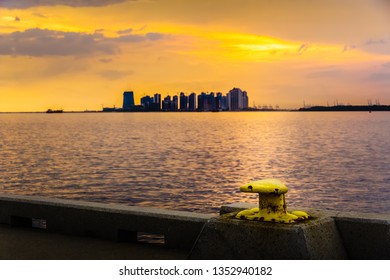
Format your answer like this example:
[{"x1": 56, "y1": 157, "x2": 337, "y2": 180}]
[
  {"x1": 0, "y1": 194, "x2": 212, "y2": 250},
  {"x1": 333, "y1": 212, "x2": 390, "y2": 259},
  {"x1": 217, "y1": 203, "x2": 390, "y2": 260},
  {"x1": 0, "y1": 195, "x2": 389, "y2": 259}
]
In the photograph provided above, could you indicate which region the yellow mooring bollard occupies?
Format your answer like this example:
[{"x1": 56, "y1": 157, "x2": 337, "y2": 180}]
[{"x1": 235, "y1": 179, "x2": 310, "y2": 223}]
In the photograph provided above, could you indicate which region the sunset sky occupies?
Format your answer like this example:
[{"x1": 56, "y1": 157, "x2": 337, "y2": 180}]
[{"x1": 1, "y1": 0, "x2": 390, "y2": 111}]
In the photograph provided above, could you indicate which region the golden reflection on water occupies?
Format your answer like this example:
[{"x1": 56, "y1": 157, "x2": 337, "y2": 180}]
[{"x1": 0, "y1": 112, "x2": 390, "y2": 214}]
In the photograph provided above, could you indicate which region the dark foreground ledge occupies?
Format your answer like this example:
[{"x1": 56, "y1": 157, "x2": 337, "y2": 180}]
[
  {"x1": 0, "y1": 194, "x2": 389, "y2": 260},
  {"x1": 0, "y1": 223, "x2": 188, "y2": 260}
]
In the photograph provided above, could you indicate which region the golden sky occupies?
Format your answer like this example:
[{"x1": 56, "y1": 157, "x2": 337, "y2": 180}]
[{"x1": 1, "y1": 0, "x2": 390, "y2": 111}]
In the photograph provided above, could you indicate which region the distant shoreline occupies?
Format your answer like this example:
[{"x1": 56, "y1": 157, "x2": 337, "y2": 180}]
[
  {"x1": 1, "y1": 105, "x2": 390, "y2": 114},
  {"x1": 298, "y1": 105, "x2": 390, "y2": 111}
]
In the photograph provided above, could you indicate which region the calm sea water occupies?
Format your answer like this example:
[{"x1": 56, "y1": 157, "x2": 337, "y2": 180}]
[{"x1": 0, "y1": 112, "x2": 389, "y2": 214}]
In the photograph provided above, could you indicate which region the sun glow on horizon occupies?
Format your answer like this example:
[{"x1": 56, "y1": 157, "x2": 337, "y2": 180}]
[{"x1": 1, "y1": 0, "x2": 390, "y2": 112}]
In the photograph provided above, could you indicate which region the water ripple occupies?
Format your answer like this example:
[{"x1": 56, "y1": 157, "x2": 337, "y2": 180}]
[{"x1": 1, "y1": 112, "x2": 390, "y2": 214}]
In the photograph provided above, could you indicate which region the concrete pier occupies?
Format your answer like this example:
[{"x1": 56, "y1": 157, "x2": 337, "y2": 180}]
[
  {"x1": 188, "y1": 212, "x2": 347, "y2": 259},
  {"x1": 0, "y1": 195, "x2": 389, "y2": 259}
]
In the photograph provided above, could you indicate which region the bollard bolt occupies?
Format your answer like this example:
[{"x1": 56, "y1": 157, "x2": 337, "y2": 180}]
[{"x1": 235, "y1": 179, "x2": 310, "y2": 223}]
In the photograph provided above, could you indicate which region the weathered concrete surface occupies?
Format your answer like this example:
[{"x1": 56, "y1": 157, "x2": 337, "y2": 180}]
[
  {"x1": 334, "y1": 212, "x2": 390, "y2": 260},
  {"x1": 0, "y1": 224, "x2": 187, "y2": 260},
  {"x1": 188, "y1": 212, "x2": 347, "y2": 259},
  {"x1": 220, "y1": 202, "x2": 257, "y2": 215},
  {"x1": 219, "y1": 203, "x2": 390, "y2": 259},
  {"x1": 1, "y1": 195, "x2": 390, "y2": 260},
  {"x1": 0, "y1": 194, "x2": 213, "y2": 250}
]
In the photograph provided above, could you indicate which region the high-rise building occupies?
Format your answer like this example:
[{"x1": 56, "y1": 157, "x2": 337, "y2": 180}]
[
  {"x1": 141, "y1": 95, "x2": 154, "y2": 110},
  {"x1": 162, "y1": 95, "x2": 171, "y2": 111},
  {"x1": 123, "y1": 91, "x2": 135, "y2": 109},
  {"x1": 180, "y1": 92, "x2": 188, "y2": 111},
  {"x1": 221, "y1": 95, "x2": 228, "y2": 111},
  {"x1": 197, "y1": 92, "x2": 219, "y2": 111},
  {"x1": 172, "y1": 95, "x2": 179, "y2": 111},
  {"x1": 227, "y1": 88, "x2": 248, "y2": 111},
  {"x1": 189, "y1": 93, "x2": 197, "y2": 111},
  {"x1": 154, "y1": 93, "x2": 161, "y2": 110},
  {"x1": 188, "y1": 92, "x2": 196, "y2": 111},
  {"x1": 215, "y1": 92, "x2": 223, "y2": 111},
  {"x1": 197, "y1": 92, "x2": 206, "y2": 111},
  {"x1": 242, "y1": 91, "x2": 249, "y2": 109}
]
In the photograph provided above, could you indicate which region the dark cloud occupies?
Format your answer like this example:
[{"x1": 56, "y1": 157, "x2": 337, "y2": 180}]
[
  {"x1": 339, "y1": 38, "x2": 390, "y2": 55},
  {"x1": 136, "y1": 25, "x2": 147, "y2": 31},
  {"x1": 112, "y1": 32, "x2": 166, "y2": 43},
  {"x1": 0, "y1": 0, "x2": 130, "y2": 9},
  {"x1": 297, "y1": 43, "x2": 310, "y2": 54},
  {"x1": 32, "y1": 13, "x2": 48, "y2": 18},
  {"x1": 145, "y1": 32, "x2": 165, "y2": 40},
  {"x1": 0, "y1": 28, "x2": 167, "y2": 57},
  {"x1": 112, "y1": 34, "x2": 146, "y2": 43},
  {"x1": 0, "y1": 28, "x2": 117, "y2": 56},
  {"x1": 361, "y1": 37, "x2": 390, "y2": 55},
  {"x1": 117, "y1": 28, "x2": 133, "y2": 35},
  {"x1": 365, "y1": 39, "x2": 387, "y2": 45}
]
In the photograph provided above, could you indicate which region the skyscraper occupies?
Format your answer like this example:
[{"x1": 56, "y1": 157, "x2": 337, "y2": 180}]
[
  {"x1": 123, "y1": 91, "x2": 135, "y2": 109},
  {"x1": 216, "y1": 92, "x2": 223, "y2": 111},
  {"x1": 197, "y1": 92, "x2": 218, "y2": 111},
  {"x1": 162, "y1": 95, "x2": 171, "y2": 111},
  {"x1": 140, "y1": 95, "x2": 154, "y2": 110},
  {"x1": 172, "y1": 95, "x2": 179, "y2": 111},
  {"x1": 197, "y1": 92, "x2": 206, "y2": 111},
  {"x1": 221, "y1": 95, "x2": 228, "y2": 111},
  {"x1": 180, "y1": 92, "x2": 188, "y2": 111},
  {"x1": 189, "y1": 93, "x2": 197, "y2": 111},
  {"x1": 227, "y1": 88, "x2": 248, "y2": 111},
  {"x1": 242, "y1": 91, "x2": 249, "y2": 109},
  {"x1": 154, "y1": 93, "x2": 161, "y2": 110}
]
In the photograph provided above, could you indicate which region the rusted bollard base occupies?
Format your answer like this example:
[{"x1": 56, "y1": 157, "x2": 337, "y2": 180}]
[{"x1": 236, "y1": 207, "x2": 310, "y2": 223}]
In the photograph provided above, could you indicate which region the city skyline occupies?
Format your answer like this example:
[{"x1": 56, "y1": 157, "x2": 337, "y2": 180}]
[
  {"x1": 1, "y1": 1, "x2": 390, "y2": 112},
  {"x1": 104, "y1": 87, "x2": 249, "y2": 112}
]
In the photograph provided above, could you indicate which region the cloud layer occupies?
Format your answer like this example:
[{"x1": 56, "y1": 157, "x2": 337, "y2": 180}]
[
  {"x1": 0, "y1": 28, "x2": 115, "y2": 56},
  {"x1": 0, "y1": 0, "x2": 130, "y2": 9},
  {"x1": 0, "y1": 28, "x2": 165, "y2": 56}
]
